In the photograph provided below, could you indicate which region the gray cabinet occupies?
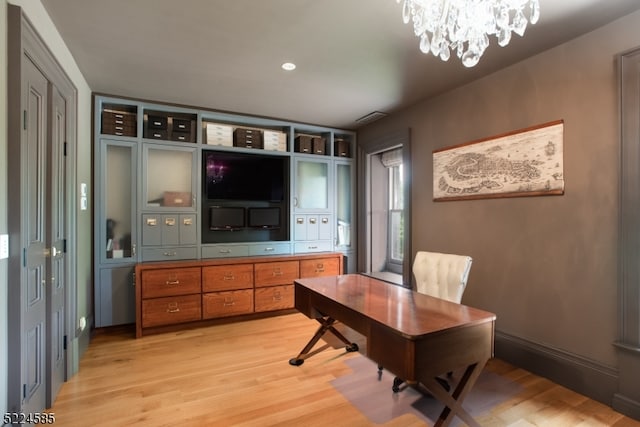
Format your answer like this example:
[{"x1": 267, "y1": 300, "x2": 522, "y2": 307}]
[
  {"x1": 94, "y1": 136, "x2": 139, "y2": 327},
  {"x1": 94, "y1": 94, "x2": 357, "y2": 326}
]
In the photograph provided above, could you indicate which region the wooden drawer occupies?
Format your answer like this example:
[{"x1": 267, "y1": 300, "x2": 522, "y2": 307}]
[
  {"x1": 202, "y1": 289, "x2": 254, "y2": 319},
  {"x1": 141, "y1": 267, "x2": 201, "y2": 298},
  {"x1": 142, "y1": 294, "x2": 201, "y2": 327},
  {"x1": 255, "y1": 285, "x2": 294, "y2": 312},
  {"x1": 254, "y1": 260, "x2": 299, "y2": 287},
  {"x1": 300, "y1": 257, "x2": 341, "y2": 278},
  {"x1": 202, "y1": 264, "x2": 253, "y2": 292}
]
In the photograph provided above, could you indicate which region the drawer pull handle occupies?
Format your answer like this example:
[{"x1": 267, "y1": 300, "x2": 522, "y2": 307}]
[
  {"x1": 309, "y1": 218, "x2": 317, "y2": 224},
  {"x1": 183, "y1": 217, "x2": 193, "y2": 226},
  {"x1": 272, "y1": 268, "x2": 283, "y2": 277},
  {"x1": 223, "y1": 274, "x2": 235, "y2": 280},
  {"x1": 146, "y1": 218, "x2": 157, "y2": 226},
  {"x1": 115, "y1": 132, "x2": 123, "y2": 136},
  {"x1": 264, "y1": 247, "x2": 274, "y2": 252},
  {"x1": 223, "y1": 298, "x2": 235, "y2": 307},
  {"x1": 163, "y1": 251, "x2": 177, "y2": 257},
  {"x1": 273, "y1": 291, "x2": 282, "y2": 301},
  {"x1": 166, "y1": 279, "x2": 180, "y2": 285},
  {"x1": 167, "y1": 303, "x2": 180, "y2": 313},
  {"x1": 315, "y1": 268, "x2": 325, "y2": 273},
  {"x1": 153, "y1": 121, "x2": 163, "y2": 126},
  {"x1": 165, "y1": 218, "x2": 176, "y2": 226},
  {"x1": 322, "y1": 217, "x2": 329, "y2": 224},
  {"x1": 114, "y1": 114, "x2": 124, "y2": 119},
  {"x1": 115, "y1": 119, "x2": 123, "y2": 125},
  {"x1": 296, "y1": 218, "x2": 304, "y2": 224},
  {"x1": 308, "y1": 246, "x2": 318, "y2": 250},
  {"x1": 153, "y1": 132, "x2": 163, "y2": 138}
]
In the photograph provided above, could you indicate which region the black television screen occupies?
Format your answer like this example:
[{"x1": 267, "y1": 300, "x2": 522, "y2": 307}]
[
  {"x1": 209, "y1": 206, "x2": 245, "y2": 230},
  {"x1": 248, "y1": 207, "x2": 280, "y2": 229},
  {"x1": 204, "y1": 150, "x2": 287, "y2": 201}
]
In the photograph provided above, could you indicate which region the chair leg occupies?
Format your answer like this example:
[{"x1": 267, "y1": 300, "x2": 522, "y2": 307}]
[{"x1": 392, "y1": 376, "x2": 404, "y2": 393}]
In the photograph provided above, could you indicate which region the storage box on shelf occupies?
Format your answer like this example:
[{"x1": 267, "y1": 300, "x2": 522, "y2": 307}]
[
  {"x1": 233, "y1": 127, "x2": 263, "y2": 149},
  {"x1": 143, "y1": 110, "x2": 196, "y2": 143},
  {"x1": 101, "y1": 104, "x2": 137, "y2": 137},
  {"x1": 135, "y1": 252, "x2": 343, "y2": 337},
  {"x1": 334, "y1": 137, "x2": 351, "y2": 158},
  {"x1": 295, "y1": 133, "x2": 329, "y2": 155}
]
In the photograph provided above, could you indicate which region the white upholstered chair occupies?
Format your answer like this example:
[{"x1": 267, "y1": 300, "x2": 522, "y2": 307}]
[
  {"x1": 412, "y1": 250, "x2": 473, "y2": 304},
  {"x1": 390, "y1": 250, "x2": 474, "y2": 393}
]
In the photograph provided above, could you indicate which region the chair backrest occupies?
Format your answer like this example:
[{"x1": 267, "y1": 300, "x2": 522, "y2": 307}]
[{"x1": 412, "y1": 251, "x2": 473, "y2": 303}]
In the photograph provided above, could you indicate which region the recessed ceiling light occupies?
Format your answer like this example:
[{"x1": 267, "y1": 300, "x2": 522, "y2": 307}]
[{"x1": 281, "y1": 62, "x2": 296, "y2": 71}]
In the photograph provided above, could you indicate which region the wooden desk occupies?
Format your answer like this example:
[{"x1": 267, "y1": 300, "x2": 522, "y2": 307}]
[{"x1": 289, "y1": 274, "x2": 496, "y2": 427}]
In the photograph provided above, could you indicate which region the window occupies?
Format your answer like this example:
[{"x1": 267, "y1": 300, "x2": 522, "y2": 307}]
[
  {"x1": 382, "y1": 149, "x2": 404, "y2": 274},
  {"x1": 389, "y1": 163, "x2": 404, "y2": 267}
]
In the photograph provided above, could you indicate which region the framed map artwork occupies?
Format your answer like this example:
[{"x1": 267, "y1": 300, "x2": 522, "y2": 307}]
[{"x1": 433, "y1": 120, "x2": 564, "y2": 201}]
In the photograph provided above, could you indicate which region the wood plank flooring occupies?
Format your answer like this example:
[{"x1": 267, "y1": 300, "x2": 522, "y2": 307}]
[{"x1": 49, "y1": 313, "x2": 640, "y2": 426}]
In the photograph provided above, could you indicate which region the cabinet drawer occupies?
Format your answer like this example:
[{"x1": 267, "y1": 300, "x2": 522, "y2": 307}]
[
  {"x1": 254, "y1": 261, "x2": 299, "y2": 287},
  {"x1": 141, "y1": 267, "x2": 201, "y2": 298},
  {"x1": 294, "y1": 241, "x2": 333, "y2": 253},
  {"x1": 203, "y1": 264, "x2": 253, "y2": 292},
  {"x1": 142, "y1": 294, "x2": 201, "y2": 327},
  {"x1": 300, "y1": 257, "x2": 341, "y2": 278},
  {"x1": 255, "y1": 285, "x2": 294, "y2": 312},
  {"x1": 248, "y1": 243, "x2": 291, "y2": 257},
  {"x1": 202, "y1": 289, "x2": 254, "y2": 319},
  {"x1": 140, "y1": 246, "x2": 198, "y2": 262},
  {"x1": 201, "y1": 245, "x2": 250, "y2": 259}
]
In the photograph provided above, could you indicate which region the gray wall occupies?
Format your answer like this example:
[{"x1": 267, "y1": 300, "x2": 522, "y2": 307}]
[{"x1": 358, "y1": 8, "x2": 640, "y2": 409}]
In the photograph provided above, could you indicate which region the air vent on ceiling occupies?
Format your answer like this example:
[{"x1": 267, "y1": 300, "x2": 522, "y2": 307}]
[{"x1": 355, "y1": 111, "x2": 388, "y2": 125}]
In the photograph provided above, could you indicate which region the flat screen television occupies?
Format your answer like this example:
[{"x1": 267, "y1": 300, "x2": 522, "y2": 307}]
[
  {"x1": 203, "y1": 150, "x2": 287, "y2": 201},
  {"x1": 209, "y1": 206, "x2": 245, "y2": 230},
  {"x1": 248, "y1": 207, "x2": 280, "y2": 229}
]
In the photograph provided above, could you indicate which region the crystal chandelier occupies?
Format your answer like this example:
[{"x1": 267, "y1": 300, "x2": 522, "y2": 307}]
[{"x1": 397, "y1": 0, "x2": 540, "y2": 67}]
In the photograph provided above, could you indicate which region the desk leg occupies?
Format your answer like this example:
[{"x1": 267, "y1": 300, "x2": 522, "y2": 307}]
[
  {"x1": 421, "y1": 359, "x2": 487, "y2": 427},
  {"x1": 289, "y1": 317, "x2": 359, "y2": 366}
]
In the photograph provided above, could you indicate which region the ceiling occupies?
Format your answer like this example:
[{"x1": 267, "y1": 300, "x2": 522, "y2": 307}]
[{"x1": 41, "y1": 0, "x2": 640, "y2": 130}]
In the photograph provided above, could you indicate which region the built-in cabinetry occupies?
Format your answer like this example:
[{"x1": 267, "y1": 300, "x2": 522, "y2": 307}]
[
  {"x1": 135, "y1": 252, "x2": 343, "y2": 337},
  {"x1": 93, "y1": 94, "x2": 356, "y2": 327}
]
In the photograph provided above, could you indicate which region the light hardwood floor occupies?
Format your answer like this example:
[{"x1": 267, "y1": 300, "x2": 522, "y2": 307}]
[{"x1": 49, "y1": 313, "x2": 640, "y2": 426}]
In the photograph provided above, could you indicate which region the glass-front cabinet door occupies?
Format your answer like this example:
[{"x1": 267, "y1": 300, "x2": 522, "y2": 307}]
[
  {"x1": 100, "y1": 139, "x2": 137, "y2": 262},
  {"x1": 143, "y1": 144, "x2": 197, "y2": 210},
  {"x1": 335, "y1": 160, "x2": 354, "y2": 251},
  {"x1": 294, "y1": 158, "x2": 331, "y2": 212}
]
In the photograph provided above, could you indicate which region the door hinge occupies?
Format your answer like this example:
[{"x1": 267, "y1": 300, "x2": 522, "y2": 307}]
[
  {"x1": 23, "y1": 384, "x2": 27, "y2": 398},
  {"x1": 63, "y1": 335, "x2": 67, "y2": 350},
  {"x1": 64, "y1": 142, "x2": 67, "y2": 156},
  {"x1": 63, "y1": 239, "x2": 67, "y2": 253},
  {"x1": 23, "y1": 110, "x2": 27, "y2": 130},
  {"x1": 23, "y1": 248, "x2": 26, "y2": 267}
]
